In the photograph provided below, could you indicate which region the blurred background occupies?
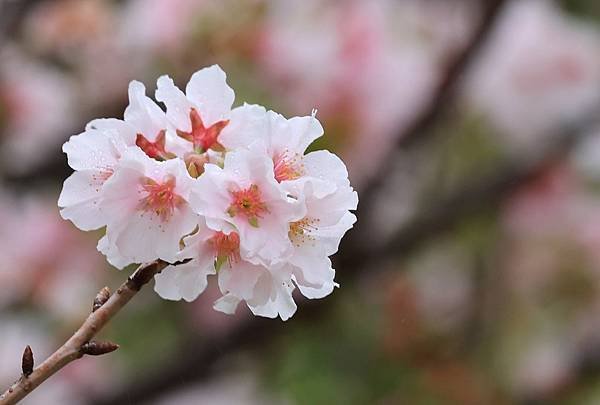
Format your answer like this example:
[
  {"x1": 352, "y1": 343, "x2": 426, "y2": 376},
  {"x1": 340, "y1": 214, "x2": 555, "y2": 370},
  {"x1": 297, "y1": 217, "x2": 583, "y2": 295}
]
[{"x1": 2, "y1": 0, "x2": 600, "y2": 403}]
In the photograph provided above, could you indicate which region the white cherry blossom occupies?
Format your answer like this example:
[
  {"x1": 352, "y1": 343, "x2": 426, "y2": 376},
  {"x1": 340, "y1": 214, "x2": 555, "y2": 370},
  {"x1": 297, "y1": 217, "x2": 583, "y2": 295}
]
[
  {"x1": 58, "y1": 64, "x2": 358, "y2": 321},
  {"x1": 153, "y1": 219, "x2": 224, "y2": 302},
  {"x1": 156, "y1": 65, "x2": 234, "y2": 153},
  {"x1": 191, "y1": 146, "x2": 305, "y2": 265},
  {"x1": 217, "y1": 262, "x2": 298, "y2": 321},
  {"x1": 58, "y1": 80, "x2": 171, "y2": 231},
  {"x1": 221, "y1": 104, "x2": 325, "y2": 183},
  {"x1": 283, "y1": 177, "x2": 357, "y2": 299},
  {"x1": 156, "y1": 219, "x2": 298, "y2": 320},
  {"x1": 220, "y1": 104, "x2": 352, "y2": 203},
  {"x1": 58, "y1": 127, "x2": 127, "y2": 231},
  {"x1": 100, "y1": 147, "x2": 197, "y2": 265}
]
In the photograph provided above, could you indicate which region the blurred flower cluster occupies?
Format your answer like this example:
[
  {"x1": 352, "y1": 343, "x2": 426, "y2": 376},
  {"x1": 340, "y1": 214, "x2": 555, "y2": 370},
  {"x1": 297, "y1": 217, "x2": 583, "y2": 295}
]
[{"x1": 2, "y1": 0, "x2": 600, "y2": 403}]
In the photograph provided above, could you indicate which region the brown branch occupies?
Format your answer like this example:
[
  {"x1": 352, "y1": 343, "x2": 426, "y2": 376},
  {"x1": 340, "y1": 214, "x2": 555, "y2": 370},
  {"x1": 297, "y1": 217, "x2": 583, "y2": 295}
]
[
  {"x1": 344, "y1": 0, "x2": 512, "y2": 289},
  {"x1": 339, "y1": 0, "x2": 511, "y2": 292},
  {"x1": 0, "y1": 260, "x2": 169, "y2": 405},
  {"x1": 356, "y1": 0, "x2": 510, "y2": 206},
  {"x1": 398, "y1": 0, "x2": 510, "y2": 149}
]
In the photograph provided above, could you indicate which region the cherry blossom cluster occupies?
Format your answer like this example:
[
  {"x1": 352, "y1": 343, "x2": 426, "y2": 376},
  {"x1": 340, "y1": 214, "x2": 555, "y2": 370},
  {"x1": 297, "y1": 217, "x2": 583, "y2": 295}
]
[{"x1": 58, "y1": 65, "x2": 357, "y2": 320}]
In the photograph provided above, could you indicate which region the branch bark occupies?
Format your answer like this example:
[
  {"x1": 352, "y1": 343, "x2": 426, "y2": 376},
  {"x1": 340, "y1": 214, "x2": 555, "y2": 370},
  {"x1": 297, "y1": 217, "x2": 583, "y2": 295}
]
[{"x1": 0, "y1": 260, "x2": 169, "y2": 405}]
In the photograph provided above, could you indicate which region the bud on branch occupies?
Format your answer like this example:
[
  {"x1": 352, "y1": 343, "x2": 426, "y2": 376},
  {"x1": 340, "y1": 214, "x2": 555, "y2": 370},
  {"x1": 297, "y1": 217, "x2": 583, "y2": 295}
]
[
  {"x1": 21, "y1": 346, "x2": 33, "y2": 377},
  {"x1": 81, "y1": 341, "x2": 119, "y2": 356},
  {"x1": 92, "y1": 287, "x2": 111, "y2": 312}
]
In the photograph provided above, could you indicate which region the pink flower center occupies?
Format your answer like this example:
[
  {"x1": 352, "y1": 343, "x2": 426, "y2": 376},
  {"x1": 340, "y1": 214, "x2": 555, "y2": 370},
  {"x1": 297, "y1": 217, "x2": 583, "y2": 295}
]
[
  {"x1": 227, "y1": 184, "x2": 269, "y2": 227},
  {"x1": 176, "y1": 108, "x2": 229, "y2": 152},
  {"x1": 136, "y1": 130, "x2": 175, "y2": 161},
  {"x1": 273, "y1": 151, "x2": 303, "y2": 182},
  {"x1": 289, "y1": 217, "x2": 320, "y2": 247},
  {"x1": 208, "y1": 231, "x2": 241, "y2": 270},
  {"x1": 138, "y1": 175, "x2": 184, "y2": 222}
]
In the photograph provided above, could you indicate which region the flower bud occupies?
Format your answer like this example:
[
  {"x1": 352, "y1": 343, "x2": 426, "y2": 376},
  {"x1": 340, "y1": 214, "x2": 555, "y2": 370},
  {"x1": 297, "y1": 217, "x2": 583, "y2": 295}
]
[{"x1": 184, "y1": 152, "x2": 209, "y2": 178}]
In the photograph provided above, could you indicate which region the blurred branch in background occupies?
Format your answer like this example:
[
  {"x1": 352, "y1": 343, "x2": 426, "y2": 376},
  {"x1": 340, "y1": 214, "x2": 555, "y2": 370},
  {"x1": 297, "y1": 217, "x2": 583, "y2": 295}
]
[
  {"x1": 0, "y1": 0, "x2": 41, "y2": 45},
  {"x1": 393, "y1": 0, "x2": 511, "y2": 149},
  {"x1": 357, "y1": 0, "x2": 510, "y2": 189},
  {"x1": 350, "y1": 0, "x2": 511, "y2": 267},
  {"x1": 340, "y1": 0, "x2": 513, "y2": 296},
  {"x1": 366, "y1": 111, "x2": 600, "y2": 267}
]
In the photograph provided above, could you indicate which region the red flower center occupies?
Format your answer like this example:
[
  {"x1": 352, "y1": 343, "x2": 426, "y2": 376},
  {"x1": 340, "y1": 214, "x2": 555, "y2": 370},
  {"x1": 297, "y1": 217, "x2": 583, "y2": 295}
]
[
  {"x1": 138, "y1": 175, "x2": 184, "y2": 222},
  {"x1": 209, "y1": 231, "x2": 241, "y2": 270},
  {"x1": 227, "y1": 184, "x2": 269, "y2": 227}
]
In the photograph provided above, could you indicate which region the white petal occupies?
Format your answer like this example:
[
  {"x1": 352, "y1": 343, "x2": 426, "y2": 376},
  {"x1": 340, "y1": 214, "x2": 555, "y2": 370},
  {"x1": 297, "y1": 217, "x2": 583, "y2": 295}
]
[
  {"x1": 99, "y1": 166, "x2": 144, "y2": 224},
  {"x1": 267, "y1": 111, "x2": 323, "y2": 155},
  {"x1": 275, "y1": 286, "x2": 297, "y2": 321},
  {"x1": 156, "y1": 75, "x2": 193, "y2": 131},
  {"x1": 287, "y1": 113, "x2": 324, "y2": 152},
  {"x1": 177, "y1": 222, "x2": 216, "y2": 261},
  {"x1": 97, "y1": 234, "x2": 132, "y2": 269},
  {"x1": 248, "y1": 275, "x2": 297, "y2": 321},
  {"x1": 237, "y1": 202, "x2": 296, "y2": 265},
  {"x1": 189, "y1": 164, "x2": 232, "y2": 219},
  {"x1": 290, "y1": 257, "x2": 336, "y2": 299},
  {"x1": 165, "y1": 129, "x2": 193, "y2": 157},
  {"x1": 62, "y1": 130, "x2": 119, "y2": 171},
  {"x1": 282, "y1": 151, "x2": 354, "y2": 202},
  {"x1": 316, "y1": 211, "x2": 357, "y2": 256},
  {"x1": 213, "y1": 293, "x2": 241, "y2": 314},
  {"x1": 185, "y1": 65, "x2": 235, "y2": 126},
  {"x1": 294, "y1": 277, "x2": 336, "y2": 300},
  {"x1": 58, "y1": 170, "x2": 108, "y2": 231},
  {"x1": 124, "y1": 80, "x2": 168, "y2": 140},
  {"x1": 154, "y1": 261, "x2": 214, "y2": 302},
  {"x1": 85, "y1": 118, "x2": 137, "y2": 146},
  {"x1": 219, "y1": 103, "x2": 268, "y2": 150},
  {"x1": 113, "y1": 205, "x2": 197, "y2": 263},
  {"x1": 222, "y1": 147, "x2": 264, "y2": 184},
  {"x1": 301, "y1": 182, "x2": 357, "y2": 228},
  {"x1": 302, "y1": 150, "x2": 351, "y2": 189},
  {"x1": 218, "y1": 260, "x2": 264, "y2": 300}
]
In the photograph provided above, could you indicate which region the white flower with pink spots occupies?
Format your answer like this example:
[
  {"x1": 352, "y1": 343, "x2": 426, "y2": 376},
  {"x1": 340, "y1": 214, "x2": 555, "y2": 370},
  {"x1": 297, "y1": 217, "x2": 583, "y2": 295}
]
[{"x1": 59, "y1": 65, "x2": 357, "y2": 320}]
